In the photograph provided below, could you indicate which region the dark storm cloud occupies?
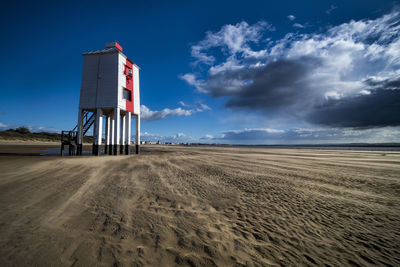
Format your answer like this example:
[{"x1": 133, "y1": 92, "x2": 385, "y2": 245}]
[
  {"x1": 308, "y1": 89, "x2": 400, "y2": 127},
  {"x1": 308, "y1": 78, "x2": 400, "y2": 127},
  {"x1": 364, "y1": 76, "x2": 400, "y2": 90},
  {"x1": 199, "y1": 58, "x2": 400, "y2": 127},
  {"x1": 224, "y1": 57, "x2": 319, "y2": 110},
  {"x1": 204, "y1": 56, "x2": 400, "y2": 128},
  {"x1": 225, "y1": 71, "x2": 400, "y2": 128}
]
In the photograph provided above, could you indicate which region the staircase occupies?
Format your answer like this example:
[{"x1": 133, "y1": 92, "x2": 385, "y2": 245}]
[{"x1": 60, "y1": 111, "x2": 95, "y2": 156}]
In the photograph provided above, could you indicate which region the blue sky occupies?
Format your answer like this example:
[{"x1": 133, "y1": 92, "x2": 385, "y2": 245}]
[{"x1": 1, "y1": 0, "x2": 399, "y2": 144}]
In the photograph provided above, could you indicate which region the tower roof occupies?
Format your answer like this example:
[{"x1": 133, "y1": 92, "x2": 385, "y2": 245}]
[
  {"x1": 81, "y1": 42, "x2": 140, "y2": 69},
  {"x1": 82, "y1": 47, "x2": 120, "y2": 56}
]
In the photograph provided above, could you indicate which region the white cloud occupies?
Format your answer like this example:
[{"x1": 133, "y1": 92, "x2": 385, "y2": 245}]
[
  {"x1": 179, "y1": 73, "x2": 197, "y2": 86},
  {"x1": 191, "y1": 45, "x2": 215, "y2": 65},
  {"x1": 196, "y1": 103, "x2": 211, "y2": 111},
  {"x1": 0, "y1": 122, "x2": 9, "y2": 129},
  {"x1": 293, "y1": 23, "x2": 305, "y2": 28},
  {"x1": 326, "y1": 5, "x2": 338, "y2": 15},
  {"x1": 141, "y1": 105, "x2": 193, "y2": 121},
  {"x1": 141, "y1": 102, "x2": 211, "y2": 122},
  {"x1": 202, "y1": 134, "x2": 214, "y2": 139},
  {"x1": 189, "y1": 21, "x2": 274, "y2": 66},
  {"x1": 141, "y1": 132, "x2": 196, "y2": 143},
  {"x1": 179, "y1": 73, "x2": 206, "y2": 92},
  {"x1": 178, "y1": 101, "x2": 189, "y2": 107},
  {"x1": 287, "y1": 15, "x2": 296, "y2": 21},
  {"x1": 25, "y1": 125, "x2": 60, "y2": 133},
  {"x1": 179, "y1": 101, "x2": 211, "y2": 111}
]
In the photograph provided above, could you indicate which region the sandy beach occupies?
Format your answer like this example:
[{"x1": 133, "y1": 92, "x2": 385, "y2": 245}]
[{"x1": 0, "y1": 144, "x2": 399, "y2": 266}]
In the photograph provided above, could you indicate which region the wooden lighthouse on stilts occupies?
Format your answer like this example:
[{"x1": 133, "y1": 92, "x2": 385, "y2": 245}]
[{"x1": 62, "y1": 42, "x2": 140, "y2": 156}]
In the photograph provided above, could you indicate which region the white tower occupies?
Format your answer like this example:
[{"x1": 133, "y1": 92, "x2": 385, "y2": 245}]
[{"x1": 77, "y1": 42, "x2": 140, "y2": 155}]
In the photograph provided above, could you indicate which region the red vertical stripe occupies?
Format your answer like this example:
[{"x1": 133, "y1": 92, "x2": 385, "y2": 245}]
[{"x1": 125, "y1": 58, "x2": 134, "y2": 113}]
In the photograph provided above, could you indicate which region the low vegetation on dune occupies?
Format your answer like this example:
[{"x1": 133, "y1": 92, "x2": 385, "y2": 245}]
[{"x1": 0, "y1": 127, "x2": 93, "y2": 143}]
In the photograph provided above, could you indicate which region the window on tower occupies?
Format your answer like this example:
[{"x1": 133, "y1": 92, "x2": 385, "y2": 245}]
[
  {"x1": 123, "y1": 88, "x2": 132, "y2": 101},
  {"x1": 124, "y1": 66, "x2": 133, "y2": 78}
]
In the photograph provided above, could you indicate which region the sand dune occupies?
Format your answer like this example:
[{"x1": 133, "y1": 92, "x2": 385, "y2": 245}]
[{"x1": 0, "y1": 145, "x2": 399, "y2": 266}]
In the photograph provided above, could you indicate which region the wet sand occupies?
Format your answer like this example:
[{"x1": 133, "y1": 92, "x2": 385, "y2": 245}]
[{"x1": 0, "y1": 144, "x2": 399, "y2": 266}]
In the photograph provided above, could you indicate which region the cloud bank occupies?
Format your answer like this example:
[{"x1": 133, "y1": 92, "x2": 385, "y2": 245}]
[
  {"x1": 181, "y1": 10, "x2": 400, "y2": 128},
  {"x1": 202, "y1": 127, "x2": 400, "y2": 144},
  {"x1": 141, "y1": 126, "x2": 400, "y2": 144}
]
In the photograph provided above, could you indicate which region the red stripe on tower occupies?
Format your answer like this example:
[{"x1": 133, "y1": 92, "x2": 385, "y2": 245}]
[{"x1": 125, "y1": 58, "x2": 134, "y2": 113}]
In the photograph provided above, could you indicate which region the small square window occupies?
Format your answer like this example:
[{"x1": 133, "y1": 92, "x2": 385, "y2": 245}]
[{"x1": 123, "y1": 88, "x2": 132, "y2": 101}]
